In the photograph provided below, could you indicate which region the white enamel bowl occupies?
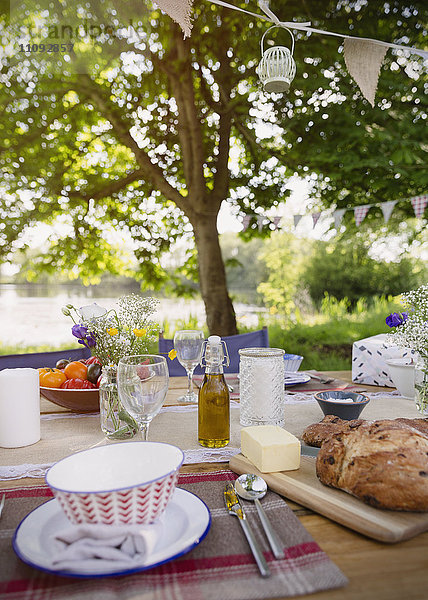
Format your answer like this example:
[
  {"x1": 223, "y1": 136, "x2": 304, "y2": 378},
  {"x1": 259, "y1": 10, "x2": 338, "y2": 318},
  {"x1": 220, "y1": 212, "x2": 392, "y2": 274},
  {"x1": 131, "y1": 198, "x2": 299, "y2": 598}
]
[{"x1": 46, "y1": 442, "x2": 184, "y2": 525}]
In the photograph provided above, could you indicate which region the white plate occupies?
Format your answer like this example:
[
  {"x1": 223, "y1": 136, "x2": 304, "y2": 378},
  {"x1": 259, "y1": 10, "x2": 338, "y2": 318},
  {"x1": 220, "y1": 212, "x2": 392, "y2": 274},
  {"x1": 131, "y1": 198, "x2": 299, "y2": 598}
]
[
  {"x1": 284, "y1": 371, "x2": 311, "y2": 386},
  {"x1": 13, "y1": 488, "x2": 211, "y2": 578}
]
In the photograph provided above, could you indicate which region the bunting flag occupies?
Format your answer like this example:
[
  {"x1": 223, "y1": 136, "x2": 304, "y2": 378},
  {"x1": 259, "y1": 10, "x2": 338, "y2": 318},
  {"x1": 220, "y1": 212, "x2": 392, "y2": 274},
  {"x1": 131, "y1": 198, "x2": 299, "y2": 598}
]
[
  {"x1": 293, "y1": 215, "x2": 303, "y2": 228},
  {"x1": 381, "y1": 200, "x2": 397, "y2": 223},
  {"x1": 354, "y1": 205, "x2": 370, "y2": 226},
  {"x1": 343, "y1": 39, "x2": 388, "y2": 106},
  {"x1": 154, "y1": 0, "x2": 194, "y2": 38},
  {"x1": 311, "y1": 212, "x2": 321, "y2": 228},
  {"x1": 333, "y1": 208, "x2": 346, "y2": 230},
  {"x1": 272, "y1": 216, "x2": 282, "y2": 230},
  {"x1": 410, "y1": 195, "x2": 428, "y2": 219},
  {"x1": 239, "y1": 194, "x2": 426, "y2": 233},
  {"x1": 241, "y1": 215, "x2": 251, "y2": 232}
]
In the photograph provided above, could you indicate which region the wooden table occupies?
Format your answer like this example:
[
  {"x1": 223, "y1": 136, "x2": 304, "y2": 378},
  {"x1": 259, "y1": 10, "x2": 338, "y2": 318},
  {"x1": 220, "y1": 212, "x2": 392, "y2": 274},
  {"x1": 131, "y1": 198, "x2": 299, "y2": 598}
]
[{"x1": 1, "y1": 372, "x2": 427, "y2": 599}]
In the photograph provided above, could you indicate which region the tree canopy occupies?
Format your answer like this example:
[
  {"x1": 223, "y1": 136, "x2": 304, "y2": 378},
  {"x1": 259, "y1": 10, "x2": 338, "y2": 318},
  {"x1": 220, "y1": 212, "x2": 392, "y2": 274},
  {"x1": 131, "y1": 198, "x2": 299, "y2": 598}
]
[{"x1": 0, "y1": 1, "x2": 426, "y2": 334}]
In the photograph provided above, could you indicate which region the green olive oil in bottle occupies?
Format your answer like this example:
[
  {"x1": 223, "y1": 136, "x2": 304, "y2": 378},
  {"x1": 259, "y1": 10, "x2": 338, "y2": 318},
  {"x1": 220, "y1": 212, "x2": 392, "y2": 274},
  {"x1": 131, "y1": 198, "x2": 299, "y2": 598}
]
[{"x1": 198, "y1": 335, "x2": 230, "y2": 448}]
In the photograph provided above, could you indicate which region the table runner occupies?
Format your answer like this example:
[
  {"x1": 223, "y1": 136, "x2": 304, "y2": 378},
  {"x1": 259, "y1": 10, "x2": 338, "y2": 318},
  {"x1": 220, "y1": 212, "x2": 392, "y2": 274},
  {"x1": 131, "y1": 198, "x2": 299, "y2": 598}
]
[
  {"x1": 0, "y1": 391, "x2": 420, "y2": 481},
  {"x1": 0, "y1": 470, "x2": 347, "y2": 600}
]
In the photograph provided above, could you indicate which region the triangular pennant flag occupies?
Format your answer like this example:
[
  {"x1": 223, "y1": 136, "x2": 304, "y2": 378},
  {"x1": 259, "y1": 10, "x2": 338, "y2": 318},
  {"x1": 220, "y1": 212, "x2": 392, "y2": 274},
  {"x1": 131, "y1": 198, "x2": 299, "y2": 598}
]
[
  {"x1": 154, "y1": 0, "x2": 194, "y2": 38},
  {"x1": 242, "y1": 215, "x2": 251, "y2": 232},
  {"x1": 381, "y1": 200, "x2": 397, "y2": 223},
  {"x1": 343, "y1": 38, "x2": 388, "y2": 107},
  {"x1": 272, "y1": 216, "x2": 282, "y2": 230},
  {"x1": 410, "y1": 195, "x2": 428, "y2": 219},
  {"x1": 333, "y1": 208, "x2": 346, "y2": 230},
  {"x1": 311, "y1": 212, "x2": 321, "y2": 228},
  {"x1": 354, "y1": 205, "x2": 370, "y2": 226},
  {"x1": 257, "y1": 215, "x2": 264, "y2": 232},
  {"x1": 293, "y1": 215, "x2": 303, "y2": 228}
]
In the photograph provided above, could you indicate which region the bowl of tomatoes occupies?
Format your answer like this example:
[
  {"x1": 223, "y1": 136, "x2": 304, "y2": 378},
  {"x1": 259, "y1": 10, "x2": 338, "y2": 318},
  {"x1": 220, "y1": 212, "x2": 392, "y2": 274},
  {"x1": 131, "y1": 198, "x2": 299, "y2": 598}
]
[{"x1": 39, "y1": 357, "x2": 102, "y2": 412}]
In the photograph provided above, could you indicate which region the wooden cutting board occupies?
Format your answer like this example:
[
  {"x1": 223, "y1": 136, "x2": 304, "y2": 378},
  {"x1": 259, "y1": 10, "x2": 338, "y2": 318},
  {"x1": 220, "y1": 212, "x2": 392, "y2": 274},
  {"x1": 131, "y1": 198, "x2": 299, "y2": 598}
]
[{"x1": 229, "y1": 453, "x2": 428, "y2": 543}]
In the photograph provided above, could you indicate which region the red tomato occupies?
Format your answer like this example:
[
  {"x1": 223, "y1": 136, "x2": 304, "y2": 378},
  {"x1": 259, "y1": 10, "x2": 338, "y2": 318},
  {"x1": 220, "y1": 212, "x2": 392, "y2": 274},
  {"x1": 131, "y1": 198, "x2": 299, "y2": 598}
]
[
  {"x1": 64, "y1": 361, "x2": 88, "y2": 380},
  {"x1": 61, "y1": 378, "x2": 96, "y2": 389},
  {"x1": 86, "y1": 356, "x2": 102, "y2": 366},
  {"x1": 81, "y1": 380, "x2": 97, "y2": 389}
]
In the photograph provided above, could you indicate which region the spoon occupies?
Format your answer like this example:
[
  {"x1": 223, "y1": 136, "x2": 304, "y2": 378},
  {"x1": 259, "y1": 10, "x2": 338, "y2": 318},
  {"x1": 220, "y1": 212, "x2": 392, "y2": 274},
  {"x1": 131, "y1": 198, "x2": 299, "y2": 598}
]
[{"x1": 235, "y1": 474, "x2": 284, "y2": 559}]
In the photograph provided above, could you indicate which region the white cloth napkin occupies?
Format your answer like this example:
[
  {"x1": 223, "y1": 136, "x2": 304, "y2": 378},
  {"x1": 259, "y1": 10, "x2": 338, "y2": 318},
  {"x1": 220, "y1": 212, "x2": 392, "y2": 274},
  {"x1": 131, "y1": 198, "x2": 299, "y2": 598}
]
[{"x1": 50, "y1": 522, "x2": 161, "y2": 572}]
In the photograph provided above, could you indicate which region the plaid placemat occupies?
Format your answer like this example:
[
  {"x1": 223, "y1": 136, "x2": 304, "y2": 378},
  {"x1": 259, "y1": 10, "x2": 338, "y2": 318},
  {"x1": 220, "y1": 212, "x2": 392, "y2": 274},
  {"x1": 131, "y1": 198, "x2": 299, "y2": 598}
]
[{"x1": 0, "y1": 471, "x2": 347, "y2": 600}]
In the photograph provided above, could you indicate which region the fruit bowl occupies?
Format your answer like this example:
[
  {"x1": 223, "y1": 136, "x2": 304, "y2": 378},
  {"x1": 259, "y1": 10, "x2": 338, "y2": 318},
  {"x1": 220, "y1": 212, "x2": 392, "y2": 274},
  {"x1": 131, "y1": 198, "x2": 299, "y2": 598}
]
[{"x1": 40, "y1": 387, "x2": 99, "y2": 412}]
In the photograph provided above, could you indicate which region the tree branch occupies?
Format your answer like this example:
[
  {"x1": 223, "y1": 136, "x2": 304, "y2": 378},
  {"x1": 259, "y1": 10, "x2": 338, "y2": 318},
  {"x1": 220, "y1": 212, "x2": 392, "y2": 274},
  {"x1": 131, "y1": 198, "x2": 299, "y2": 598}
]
[
  {"x1": 68, "y1": 168, "x2": 147, "y2": 202},
  {"x1": 75, "y1": 74, "x2": 187, "y2": 212}
]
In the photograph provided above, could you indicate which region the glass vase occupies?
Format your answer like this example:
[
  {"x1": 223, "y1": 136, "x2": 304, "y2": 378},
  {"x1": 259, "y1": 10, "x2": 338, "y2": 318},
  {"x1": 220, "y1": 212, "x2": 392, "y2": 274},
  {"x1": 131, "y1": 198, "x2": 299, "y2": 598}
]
[
  {"x1": 99, "y1": 365, "x2": 138, "y2": 439},
  {"x1": 414, "y1": 356, "x2": 428, "y2": 417},
  {"x1": 239, "y1": 347, "x2": 285, "y2": 427}
]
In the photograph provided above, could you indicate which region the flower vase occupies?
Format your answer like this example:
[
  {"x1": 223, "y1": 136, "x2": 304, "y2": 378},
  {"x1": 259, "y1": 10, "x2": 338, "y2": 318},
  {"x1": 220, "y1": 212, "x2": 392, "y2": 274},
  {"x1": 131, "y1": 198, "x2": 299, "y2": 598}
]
[
  {"x1": 99, "y1": 365, "x2": 138, "y2": 439},
  {"x1": 414, "y1": 356, "x2": 428, "y2": 417}
]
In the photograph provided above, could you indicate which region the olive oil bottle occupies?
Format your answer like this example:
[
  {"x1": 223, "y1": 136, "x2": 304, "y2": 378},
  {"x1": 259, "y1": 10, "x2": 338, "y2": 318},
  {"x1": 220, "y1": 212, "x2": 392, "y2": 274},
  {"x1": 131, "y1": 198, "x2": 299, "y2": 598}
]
[{"x1": 198, "y1": 335, "x2": 230, "y2": 448}]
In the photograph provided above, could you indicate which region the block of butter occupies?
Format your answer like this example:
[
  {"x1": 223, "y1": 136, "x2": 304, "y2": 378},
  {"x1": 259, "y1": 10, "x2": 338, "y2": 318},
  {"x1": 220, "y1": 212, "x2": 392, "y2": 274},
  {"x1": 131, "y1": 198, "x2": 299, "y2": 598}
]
[{"x1": 241, "y1": 425, "x2": 301, "y2": 473}]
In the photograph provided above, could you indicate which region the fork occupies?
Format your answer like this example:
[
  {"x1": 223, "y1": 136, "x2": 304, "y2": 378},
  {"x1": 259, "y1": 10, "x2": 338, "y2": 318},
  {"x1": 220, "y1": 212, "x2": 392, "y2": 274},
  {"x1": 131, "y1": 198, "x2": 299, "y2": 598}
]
[
  {"x1": 0, "y1": 494, "x2": 5, "y2": 518},
  {"x1": 305, "y1": 372, "x2": 335, "y2": 384}
]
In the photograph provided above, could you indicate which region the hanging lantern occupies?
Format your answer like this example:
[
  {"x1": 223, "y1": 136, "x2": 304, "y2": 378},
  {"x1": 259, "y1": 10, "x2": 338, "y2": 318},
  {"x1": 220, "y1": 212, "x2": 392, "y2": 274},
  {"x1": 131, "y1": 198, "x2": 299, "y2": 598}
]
[{"x1": 257, "y1": 26, "x2": 297, "y2": 93}]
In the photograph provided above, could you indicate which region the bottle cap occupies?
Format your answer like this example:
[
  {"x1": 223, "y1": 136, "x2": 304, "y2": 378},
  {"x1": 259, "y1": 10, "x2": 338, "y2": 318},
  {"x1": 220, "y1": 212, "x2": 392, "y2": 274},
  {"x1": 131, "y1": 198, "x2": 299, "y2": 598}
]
[{"x1": 207, "y1": 335, "x2": 221, "y2": 345}]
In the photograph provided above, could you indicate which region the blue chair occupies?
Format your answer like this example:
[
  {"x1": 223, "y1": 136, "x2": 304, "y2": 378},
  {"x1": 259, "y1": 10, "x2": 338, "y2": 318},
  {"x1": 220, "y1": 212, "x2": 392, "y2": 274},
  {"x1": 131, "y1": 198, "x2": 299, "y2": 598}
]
[
  {"x1": 0, "y1": 347, "x2": 91, "y2": 370},
  {"x1": 158, "y1": 327, "x2": 269, "y2": 376}
]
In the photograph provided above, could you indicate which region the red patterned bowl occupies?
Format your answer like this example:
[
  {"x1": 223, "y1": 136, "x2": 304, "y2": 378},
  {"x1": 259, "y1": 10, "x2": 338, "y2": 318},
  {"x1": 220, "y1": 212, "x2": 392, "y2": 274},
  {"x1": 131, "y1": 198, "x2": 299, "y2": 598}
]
[{"x1": 46, "y1": 442, "x2": 184, "y2": 525}]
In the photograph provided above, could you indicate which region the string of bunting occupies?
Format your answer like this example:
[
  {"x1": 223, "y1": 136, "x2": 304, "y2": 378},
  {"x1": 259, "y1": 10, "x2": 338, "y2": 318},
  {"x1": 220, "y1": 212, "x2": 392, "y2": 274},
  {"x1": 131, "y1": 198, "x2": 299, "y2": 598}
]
[
  {"x1": 154, "y1": 1, "x2": 428, "y2": 106},
  {"x1": 241, "y1": 194, "x2": 428, "y2": 232}
]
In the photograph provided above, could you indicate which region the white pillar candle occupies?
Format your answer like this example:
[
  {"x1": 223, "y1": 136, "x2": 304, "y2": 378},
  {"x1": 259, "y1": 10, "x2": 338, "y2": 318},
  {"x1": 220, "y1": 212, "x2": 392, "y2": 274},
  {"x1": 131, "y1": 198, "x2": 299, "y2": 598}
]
[{"x1": 0, "y1": 368, "x2": 41, "y2": 448}]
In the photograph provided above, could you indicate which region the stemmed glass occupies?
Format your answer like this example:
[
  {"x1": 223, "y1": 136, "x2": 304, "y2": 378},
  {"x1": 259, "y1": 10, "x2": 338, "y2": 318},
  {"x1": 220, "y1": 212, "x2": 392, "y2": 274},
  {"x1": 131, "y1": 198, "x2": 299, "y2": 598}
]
[
  {"x1": 173, "y1": 330, "x2": 205, "y2": 403},
  {"x1": 117, "y1": 355, "x2": 169, "y2": 441}
]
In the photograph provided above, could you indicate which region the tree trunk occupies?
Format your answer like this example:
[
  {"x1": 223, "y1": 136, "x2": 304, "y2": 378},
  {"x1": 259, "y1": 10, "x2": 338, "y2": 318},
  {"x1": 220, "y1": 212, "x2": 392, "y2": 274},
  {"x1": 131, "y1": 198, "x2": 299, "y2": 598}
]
[{"x1": 193, "y1": 213, "x2": 238, "y2": 336}]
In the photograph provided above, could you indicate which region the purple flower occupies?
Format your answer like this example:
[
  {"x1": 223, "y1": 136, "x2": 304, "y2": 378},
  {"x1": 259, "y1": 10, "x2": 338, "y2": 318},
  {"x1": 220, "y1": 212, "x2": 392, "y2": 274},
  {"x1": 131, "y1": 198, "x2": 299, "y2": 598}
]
[
  {"x1": 72, "y1": 324, "x2": 89, "y2": 339},
  {"x1": 386, "y1": 312, "x2": 408, "y2": 328},
  {"x1": 72, "y1": 324, "x2": 97, "y2": 349}
]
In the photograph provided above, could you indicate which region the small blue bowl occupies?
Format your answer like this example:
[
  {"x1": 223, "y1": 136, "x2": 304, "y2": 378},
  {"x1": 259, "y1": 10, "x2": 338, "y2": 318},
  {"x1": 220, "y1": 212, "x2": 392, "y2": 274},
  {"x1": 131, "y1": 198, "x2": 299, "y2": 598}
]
[
  {"x1": 314, "y1": 391, "x2": 370, "y2": 420},
  {"x1": 283, "y1": 354, "x2": 303, "y2": 372}
]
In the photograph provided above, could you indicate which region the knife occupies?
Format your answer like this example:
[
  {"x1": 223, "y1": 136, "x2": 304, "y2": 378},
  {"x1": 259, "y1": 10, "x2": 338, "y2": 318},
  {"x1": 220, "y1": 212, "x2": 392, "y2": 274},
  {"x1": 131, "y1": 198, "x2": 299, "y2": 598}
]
[{"x1": 224, "y1": 483, "x2": 270, "y2": 577}]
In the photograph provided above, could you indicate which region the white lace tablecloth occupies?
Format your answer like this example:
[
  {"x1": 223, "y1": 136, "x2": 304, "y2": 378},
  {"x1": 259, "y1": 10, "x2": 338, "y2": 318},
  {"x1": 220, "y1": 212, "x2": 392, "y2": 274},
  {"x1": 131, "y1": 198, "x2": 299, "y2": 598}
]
[{"x1": 0, "y1": 390, "x2": 416, "y2": 481}]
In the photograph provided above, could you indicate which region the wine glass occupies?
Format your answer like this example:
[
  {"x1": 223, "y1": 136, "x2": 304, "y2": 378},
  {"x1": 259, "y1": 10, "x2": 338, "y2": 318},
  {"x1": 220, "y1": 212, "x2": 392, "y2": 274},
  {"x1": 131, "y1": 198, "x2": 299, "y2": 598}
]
[
  {"x1": 117, "y1": 355, "x2": 169, "y2": 441},
  {"x1": 173, "y1": 330, "x2": 205, "y2": 403}
]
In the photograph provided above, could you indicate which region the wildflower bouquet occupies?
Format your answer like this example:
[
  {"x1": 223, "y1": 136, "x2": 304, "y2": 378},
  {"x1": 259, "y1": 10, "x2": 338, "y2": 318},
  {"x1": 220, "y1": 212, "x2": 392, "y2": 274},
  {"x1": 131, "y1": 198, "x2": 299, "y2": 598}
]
[
  {"x1": 63, "y1": 294, "x2": 160, "y2": 366},
  {"x1": 386, "y1": 285, "x2": 428, "y2": 359},
  {"x1": 386, "y1": 284, "x2": 428, "y2": 414}
]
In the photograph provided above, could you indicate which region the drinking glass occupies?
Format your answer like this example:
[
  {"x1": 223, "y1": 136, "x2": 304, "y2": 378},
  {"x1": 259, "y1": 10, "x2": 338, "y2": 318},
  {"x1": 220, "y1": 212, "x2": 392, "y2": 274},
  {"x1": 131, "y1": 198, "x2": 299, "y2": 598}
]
[
  {"x1": 117, "y1": 355, "x2": 169, "y2": 441},
  {"x1": 173, "y1": 330, "x2": 205, "y2": 403}
]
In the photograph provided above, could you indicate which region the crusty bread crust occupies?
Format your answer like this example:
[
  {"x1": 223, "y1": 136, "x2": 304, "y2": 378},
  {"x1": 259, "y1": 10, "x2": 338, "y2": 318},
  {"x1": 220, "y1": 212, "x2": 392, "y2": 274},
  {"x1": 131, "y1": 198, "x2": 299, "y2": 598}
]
[
  {"x1": 315, "y1": 420, "x2": 428, "y2": 511},
  {"x1": 302, "y1": 415, "x2": 428, "y2": 447},
  {"x1": 302, "y1": 415, "x2": 364, "y2": 447}
]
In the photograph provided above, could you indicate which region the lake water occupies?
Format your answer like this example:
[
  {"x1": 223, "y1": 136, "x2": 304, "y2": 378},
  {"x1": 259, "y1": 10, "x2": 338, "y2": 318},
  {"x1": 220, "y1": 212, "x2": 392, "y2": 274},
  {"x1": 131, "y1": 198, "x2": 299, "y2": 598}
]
[{"x1": 0, "y1": 284, "x2": 264, "y2": 347}]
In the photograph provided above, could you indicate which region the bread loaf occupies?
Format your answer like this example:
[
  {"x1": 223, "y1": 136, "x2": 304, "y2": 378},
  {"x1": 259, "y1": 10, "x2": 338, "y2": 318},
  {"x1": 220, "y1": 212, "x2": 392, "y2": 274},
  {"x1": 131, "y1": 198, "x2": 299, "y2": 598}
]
[
  {"x1": 316, "y1": 420, "x2": 428, "y2": 511},
  {"x1": 302, "y1": 415, "x2": 428, "y2": 447}
]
